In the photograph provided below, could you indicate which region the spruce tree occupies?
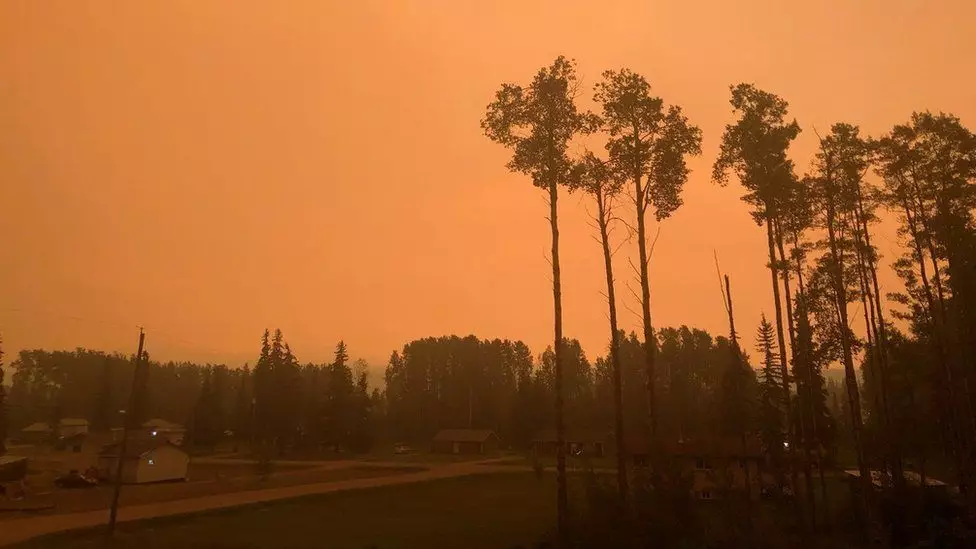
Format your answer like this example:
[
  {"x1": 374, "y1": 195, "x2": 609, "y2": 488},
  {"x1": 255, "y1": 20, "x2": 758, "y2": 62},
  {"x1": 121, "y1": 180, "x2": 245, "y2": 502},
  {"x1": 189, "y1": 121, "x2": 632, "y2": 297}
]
[
  {"x1": 0, "y1": 335, "x2": 6, "y2": 455},
  {"x1": 92, "y1": 358, "x2": 114, "y2": 431},
  {"x1": 756, "y1": 315, "x2": 785, "y2": 486}
]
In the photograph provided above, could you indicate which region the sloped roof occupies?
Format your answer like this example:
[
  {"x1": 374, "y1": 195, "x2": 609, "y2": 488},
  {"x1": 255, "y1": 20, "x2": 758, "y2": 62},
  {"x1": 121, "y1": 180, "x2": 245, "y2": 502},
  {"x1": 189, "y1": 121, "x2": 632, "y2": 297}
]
[
  {"x1": 432, "y1": 429, "x2": 498, "y2": 443},
  {"x1": 99, "y1": 439, "x2": 186, "y2": 459},
  {"x1": 143, "y1": 418, "x2": 184, "y2": 430},
  {"x1": 21, "y1": 422, "x2": 52, "y2": 433}
]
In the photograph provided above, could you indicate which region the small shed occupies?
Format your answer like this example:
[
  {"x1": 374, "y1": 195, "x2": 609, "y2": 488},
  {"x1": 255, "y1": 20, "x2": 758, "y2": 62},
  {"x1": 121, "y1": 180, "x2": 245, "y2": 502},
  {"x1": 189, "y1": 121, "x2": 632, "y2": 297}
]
[
  {"x1": 431, "y1": 429, "x2": 499, "y2": 455},
  {"x1": 97, "y1": 440, "x2": 189, "y2": 484}
]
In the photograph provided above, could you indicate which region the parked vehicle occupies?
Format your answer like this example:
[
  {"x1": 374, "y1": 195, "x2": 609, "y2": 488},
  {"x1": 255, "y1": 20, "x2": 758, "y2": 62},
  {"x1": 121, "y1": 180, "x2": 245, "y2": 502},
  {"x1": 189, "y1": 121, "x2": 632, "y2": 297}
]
[
  {"x1": 393, "y1": 443, "x2": 413, "y2": 455},
  {"x1": 54, "y1": 470, "x2": 97, "y2": 489}
]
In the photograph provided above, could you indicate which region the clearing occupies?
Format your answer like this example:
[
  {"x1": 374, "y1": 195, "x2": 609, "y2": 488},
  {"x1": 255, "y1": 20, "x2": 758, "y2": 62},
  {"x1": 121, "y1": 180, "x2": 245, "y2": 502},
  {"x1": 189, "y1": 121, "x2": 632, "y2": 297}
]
[{"x1": 13, "y1": 472, "x2": 562, "y2": 549}]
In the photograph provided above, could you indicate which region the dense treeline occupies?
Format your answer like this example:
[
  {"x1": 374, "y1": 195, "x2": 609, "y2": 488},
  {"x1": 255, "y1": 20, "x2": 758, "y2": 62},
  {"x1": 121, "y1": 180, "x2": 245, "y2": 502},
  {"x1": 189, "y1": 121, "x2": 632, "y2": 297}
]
[
  {"x1": 5, "y1": 326, "x2": 791, "y2": 455},
  {"x1": 381, "y1": 329, "x2": 765, "y2": 448},
  {"x1": 2, "y1": 331, "x2": 376, "y2": 454}
]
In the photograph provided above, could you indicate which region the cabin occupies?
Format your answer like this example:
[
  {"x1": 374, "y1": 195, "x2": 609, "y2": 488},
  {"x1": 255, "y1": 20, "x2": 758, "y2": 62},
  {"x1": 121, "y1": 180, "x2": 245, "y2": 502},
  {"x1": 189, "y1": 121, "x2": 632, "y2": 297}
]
[
  {"x1": 57, "y1": 418, "x2": 89, "y2": 438},
  {"x1": 97, "y1": 440, "x2": 189, "y2": 484},
  {"x1": 431, "y1": 429, "x2": 499, "y2": 455},
  {"x1": 626, "y1": 434, "x2": 763, "y2": 500},
  {"x1": 19, "y1": 422, "x2": 53, "y2": 444},
  {"x1": 532, "y1": 429, "x2": 609, "y2": 457}
]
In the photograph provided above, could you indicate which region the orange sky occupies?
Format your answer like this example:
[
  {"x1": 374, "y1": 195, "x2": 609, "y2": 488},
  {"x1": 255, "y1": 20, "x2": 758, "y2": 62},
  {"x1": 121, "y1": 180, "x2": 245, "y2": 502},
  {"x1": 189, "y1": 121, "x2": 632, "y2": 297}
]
[{"x1": 1, "y1": 1, "x2": 974, "y2": 375}]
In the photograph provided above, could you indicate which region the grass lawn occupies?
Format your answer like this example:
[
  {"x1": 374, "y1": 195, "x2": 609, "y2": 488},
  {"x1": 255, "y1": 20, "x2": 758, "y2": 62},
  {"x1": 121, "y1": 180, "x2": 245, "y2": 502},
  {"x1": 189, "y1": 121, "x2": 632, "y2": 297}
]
[
  {"x1": 495, "y1": 454, "x2": 618, "y2": 471},
  {"x1": 16, "y1": 472, "x2": 562, "y2": 549}
]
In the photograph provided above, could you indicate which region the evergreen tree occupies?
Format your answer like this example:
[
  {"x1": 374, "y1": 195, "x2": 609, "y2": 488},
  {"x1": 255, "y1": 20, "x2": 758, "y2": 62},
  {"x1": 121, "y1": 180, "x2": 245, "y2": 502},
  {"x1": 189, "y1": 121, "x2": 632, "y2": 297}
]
[
  {"x1": 756, "y1": 315, "x2": 785, "y2": 482},
  {"x1": 327, "y1": 341, "x2": 354, "y2": 451},
  {"x1": 253, "y1": 330, "x2": 273, "y2": 446},
  {"x1": 0, "y1": 335, "x2": 6, "y2": 455},
  {"x1": 349, "y1": 362, "x2": 373, "y2": 453},
  {"x1": 714, "y1": 84, "x2": 802, "y2": 500},
  {"x1": 189, "y1": 368, "x2": 220, "y2": 448},
  {"x1": 129, "y1": 348, "x2": 151, "y2": 427},
  {"x1": 91, "y1": 358, "x2": 114, "y2": 431},
  {"x1": 233, "y1": 365, "x2": 253, "y2": 445}
]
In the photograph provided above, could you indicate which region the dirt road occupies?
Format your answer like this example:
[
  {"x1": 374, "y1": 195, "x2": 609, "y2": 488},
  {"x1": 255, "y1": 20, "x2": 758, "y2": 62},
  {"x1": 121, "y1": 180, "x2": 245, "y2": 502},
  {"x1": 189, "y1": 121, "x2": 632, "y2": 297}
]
[{"x1": 0, "y1": 460, "x2": 518, "y2": 547}]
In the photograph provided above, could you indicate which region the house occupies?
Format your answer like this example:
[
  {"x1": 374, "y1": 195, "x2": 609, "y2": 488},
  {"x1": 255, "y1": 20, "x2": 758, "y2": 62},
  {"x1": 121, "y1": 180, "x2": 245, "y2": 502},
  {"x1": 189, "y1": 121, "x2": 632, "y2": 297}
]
[
  {"x1": 625, "y1": 433, "x2": 764, "y2": 500},
  {"x1": 431, "y1": 429, "x2": 499, "y2": 455},
  {"x1": 532, "y1": 429, "x2": 609, "y2": 457},
  {"x1": 19, "y1": 422, "x2": 53, "y2": 444},
  {"x1": 97, "y1": 440, "x2": 189, "y2": 484},
  {"x1": 57, "y1": 418, "x2": 90, "y2": 438},
  {"x1": 111, "y1": 418, "x2": 186, "y2": 446}
]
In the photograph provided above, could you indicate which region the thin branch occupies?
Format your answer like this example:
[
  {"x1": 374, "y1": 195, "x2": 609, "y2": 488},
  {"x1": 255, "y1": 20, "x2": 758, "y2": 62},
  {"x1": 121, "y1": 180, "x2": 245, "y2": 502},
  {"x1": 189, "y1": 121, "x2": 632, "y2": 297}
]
[
  {"x1": 645, "y1": 225, "x2": 663, "y2": 265},
  {"x1": 714, "y1": 250, "x2": 730, "y2": 316}
]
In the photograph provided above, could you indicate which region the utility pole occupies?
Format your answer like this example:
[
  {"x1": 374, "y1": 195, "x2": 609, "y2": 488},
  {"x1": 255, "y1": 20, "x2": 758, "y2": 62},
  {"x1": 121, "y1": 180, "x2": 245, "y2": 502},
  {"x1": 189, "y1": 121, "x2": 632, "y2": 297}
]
[{"x1": 107, "y1": 328, "x2": 145, "y2": 538}]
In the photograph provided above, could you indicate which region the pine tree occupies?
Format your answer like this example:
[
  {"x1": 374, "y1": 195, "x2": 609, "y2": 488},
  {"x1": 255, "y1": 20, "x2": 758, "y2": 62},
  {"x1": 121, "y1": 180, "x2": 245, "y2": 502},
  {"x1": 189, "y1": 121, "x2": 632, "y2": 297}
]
[
  {"x1": 253, "y1": 330, "x2": 273, "y2": 446},
  {"x1": 327, "y1": 341, "x2": 354, "y2": 451},
  {"x1": 233, "y1": 365, "x2": 253, "y2": 445},
  {"x1": 0, "y1": 335, "x2": 7, "y2": 455},
  {"x1": 190, "y1": 368, "x2": 219, "y2": 448},
  {"x1": 92, "y1": 358, "x2": 114, "y2": 431},
  {"x1": 756, "y1": 315, "x2": 785, "y2": 485}
]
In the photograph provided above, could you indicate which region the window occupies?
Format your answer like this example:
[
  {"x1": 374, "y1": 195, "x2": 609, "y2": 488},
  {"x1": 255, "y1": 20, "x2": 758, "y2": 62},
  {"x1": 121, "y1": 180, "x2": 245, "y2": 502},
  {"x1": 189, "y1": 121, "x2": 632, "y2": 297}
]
[
  {"x1": 700, "y1": 490, "x2": 712, "y2": 500},
  {"x1": 147, "y1": 458, "x2": 155, "y2": 465},
  {"x1": 695, "y1": 458, "x2": 711, "y2": 471}
]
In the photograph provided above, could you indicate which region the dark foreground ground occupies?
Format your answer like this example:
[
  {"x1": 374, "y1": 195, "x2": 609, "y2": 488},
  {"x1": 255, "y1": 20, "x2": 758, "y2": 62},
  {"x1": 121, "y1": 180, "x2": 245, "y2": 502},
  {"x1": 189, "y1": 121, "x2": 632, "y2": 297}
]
[{"x1": 13, "y1": 472, "x2": 559, "y2": 549}]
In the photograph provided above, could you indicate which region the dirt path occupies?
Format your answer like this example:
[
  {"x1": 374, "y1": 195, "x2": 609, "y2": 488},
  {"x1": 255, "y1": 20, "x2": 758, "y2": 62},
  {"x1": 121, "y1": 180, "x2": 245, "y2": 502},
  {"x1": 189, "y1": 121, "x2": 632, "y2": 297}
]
[{"x1": 0, "y1": 460, "x2": 513, "y2": 547}]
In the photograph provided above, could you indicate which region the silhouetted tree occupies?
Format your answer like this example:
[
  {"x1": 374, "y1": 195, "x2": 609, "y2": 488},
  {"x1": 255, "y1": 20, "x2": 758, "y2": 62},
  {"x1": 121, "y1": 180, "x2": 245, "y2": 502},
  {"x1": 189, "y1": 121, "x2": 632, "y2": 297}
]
[
  {"x1": 91, "y1": 358, "x2": 114, "y2": 432},
  {"x1": 233, "y1": 365, "x2": 253, "y2": 446},
  {"x1": 0, "y1": 336, "x2": 6, "y2": 455},
  {"x1": 756, "y1": 314, "x2": 785, "y2": 486},
  {"x1": 482, "y1": 55, "x2": 597, "y2": 542},
  {"x1": 594, "y1": 68, "x2": 702, "y2": 442},
  {"x1": 189, "y1": 367, "x2": 220, "y2": 448},
  {"x1": 713, "y1": 83, "x2": 801, "y2": 499},
  {"x1": 327, "y1": 341, "x2": 354, "y2": 451},
  {"x1": 569, "y1": 151, "x2": 628, "y2": 497},
  {"x1": 809, "y1": 124, "x2": 877, "y2": 531}
]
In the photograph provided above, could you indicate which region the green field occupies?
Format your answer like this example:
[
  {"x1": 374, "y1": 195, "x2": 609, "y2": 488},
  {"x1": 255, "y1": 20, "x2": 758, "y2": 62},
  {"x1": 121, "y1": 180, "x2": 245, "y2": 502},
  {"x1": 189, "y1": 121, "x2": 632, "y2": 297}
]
[{"x1": 16, "y1": 472, "x2": 563, "y2": 549}]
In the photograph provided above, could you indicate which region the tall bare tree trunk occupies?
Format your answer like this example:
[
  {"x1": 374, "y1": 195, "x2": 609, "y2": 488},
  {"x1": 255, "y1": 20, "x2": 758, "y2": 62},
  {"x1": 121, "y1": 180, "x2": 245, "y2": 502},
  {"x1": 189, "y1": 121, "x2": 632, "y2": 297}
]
[
  {"x1": 548, "y1": 181, "x2": 568, "y2": 545},
  {"x1": 824, "y1": 190, "x2": 877, "y2": 544},
  {"x1": 597, "y1": 190, "x2": 628, "y2": 499},
  {"x1": 902, "y1": 198, "x2": 967, "y2": 491},
  {"x1": 790, "y1": 228, "x2": 833, "y2": 528},
  {"x1": 765, "y1": 216, "x2": 799, "y2": 497},
  {"x1": 725, "y1": 275, "x2": 755, "y2": 541},
  {"x1": 634, "y1": 158, "x2": 657, "y2": 442},
  {"x1": 854, "y1": 190, "x2": 904, "y2": 491},
  {"x1": 775, "y1": 221, "x2": 816, "y2": 527}
]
